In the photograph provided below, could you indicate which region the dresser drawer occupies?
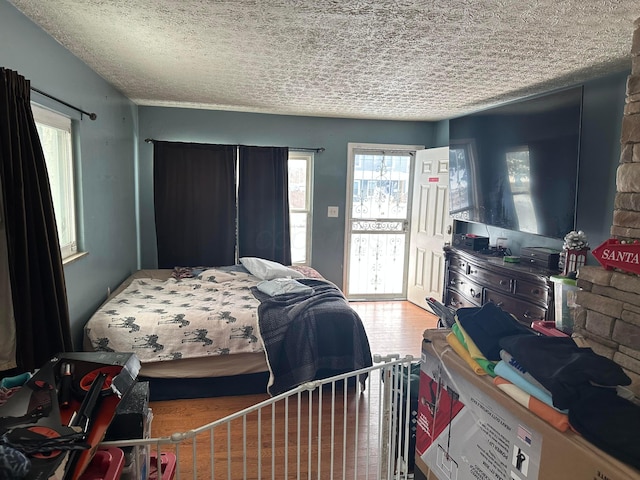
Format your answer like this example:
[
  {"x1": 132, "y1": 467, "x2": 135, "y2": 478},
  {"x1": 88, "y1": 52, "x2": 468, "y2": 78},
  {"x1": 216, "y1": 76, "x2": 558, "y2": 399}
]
[
  {"x1": 448, "y1": 271, "x2": 483, "y2": 304},
  {"x1": 466, "y1": 263, "x2": 512, "y2": 293},
  {"x1": 449, "y1": 254, "x2": 471, "y2": 274},
  {"x1": 484, "y1": 289, "x2": 546, "y2": 326},
  {"x1": 514, "y1": 279, "x2": 549, "y2": 306},
  {"x1": 444, "y1": 248, "x2": 552, "y2": 327},
  {"x1": 447, "y1": 288, "x2": 480, "y2": 309}
]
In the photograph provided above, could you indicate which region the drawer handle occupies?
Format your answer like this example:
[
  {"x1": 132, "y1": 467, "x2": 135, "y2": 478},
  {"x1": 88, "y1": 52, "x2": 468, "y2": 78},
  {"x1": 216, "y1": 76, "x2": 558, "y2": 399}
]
[
  {"x1": 530, "y1": 288, "x2": 540, "y2": 295},
  {"x1": 469, "y1": 269, "x2": 478, "y2": 274},
  {"x1": 449, "y1": 279, "x2": 462, "y2": 286},
  {"x1": 469, "y1": 288, "x2": 481, "y2": 298},
  {"x1": 499, "y1": 280, "x2": 508, "y2": 286},
  {"x1": 490, "y1": 300, "x2": 504, "y2": 307}
]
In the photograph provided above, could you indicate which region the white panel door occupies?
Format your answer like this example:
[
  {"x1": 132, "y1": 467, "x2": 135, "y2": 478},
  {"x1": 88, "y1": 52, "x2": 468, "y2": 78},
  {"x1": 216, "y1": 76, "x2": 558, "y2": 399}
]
[{"x1": 407, "y1": 147, "x2": 453, "y2": 309}]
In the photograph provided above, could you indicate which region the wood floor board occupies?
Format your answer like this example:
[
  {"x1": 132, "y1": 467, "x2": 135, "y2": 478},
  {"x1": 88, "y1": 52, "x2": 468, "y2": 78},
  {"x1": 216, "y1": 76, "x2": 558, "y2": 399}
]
[{"x1": 146, "y1": 300, "x2": 439, "y2": 479}]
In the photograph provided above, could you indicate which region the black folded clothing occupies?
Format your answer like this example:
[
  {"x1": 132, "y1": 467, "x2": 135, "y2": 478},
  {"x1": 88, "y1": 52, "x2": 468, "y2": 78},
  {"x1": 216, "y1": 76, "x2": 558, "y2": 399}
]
[
  {"x1": 568, "y1": 386, "x2": 640, "y2": 470},
  {"x1": 499, "y1": 335, "x2": 631, "y2": 410},
  {"x1": 456, "y1": 302, "x2": 535, "y2": 361}
]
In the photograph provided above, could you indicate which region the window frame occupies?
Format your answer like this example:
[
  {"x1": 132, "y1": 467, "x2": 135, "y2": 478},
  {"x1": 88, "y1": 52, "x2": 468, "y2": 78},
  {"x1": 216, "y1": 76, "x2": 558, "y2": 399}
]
[
  {"x1": 288, "y1": 151, "x2": 313, "y2": 265},
  {"x1": 31, "y1": 103, "x2": 79, "y2": 261}
]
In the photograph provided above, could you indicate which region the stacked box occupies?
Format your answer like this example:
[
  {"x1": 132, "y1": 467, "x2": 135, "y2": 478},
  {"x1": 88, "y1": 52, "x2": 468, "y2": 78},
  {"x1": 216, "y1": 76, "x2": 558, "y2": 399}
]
[
  {"x1": 520, "y1": 247, "x2": 560, "y2": 270},
  {"x1": 414, "y1": 331, "x2": 640, "y2": 480}
]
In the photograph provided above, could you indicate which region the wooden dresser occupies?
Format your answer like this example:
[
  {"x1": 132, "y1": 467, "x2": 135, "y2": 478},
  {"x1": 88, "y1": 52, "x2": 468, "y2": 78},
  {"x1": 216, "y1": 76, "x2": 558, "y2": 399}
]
[{"x1": 444, "y1": 246, "x2": 557, "y2": 327}]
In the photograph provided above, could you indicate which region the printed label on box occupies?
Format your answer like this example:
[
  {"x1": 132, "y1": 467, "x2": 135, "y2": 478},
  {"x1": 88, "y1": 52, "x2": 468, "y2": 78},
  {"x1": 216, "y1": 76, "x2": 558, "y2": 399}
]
[{"x1": 417, "y1": 351, "x2": 542, "y2": 480}]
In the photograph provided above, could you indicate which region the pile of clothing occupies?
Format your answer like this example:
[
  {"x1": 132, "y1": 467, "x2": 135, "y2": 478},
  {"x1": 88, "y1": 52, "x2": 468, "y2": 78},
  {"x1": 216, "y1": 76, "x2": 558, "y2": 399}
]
[
  {"x1": 446, "y1": 302, "x2": 640, "y2": 470},
  {"x1": 0, "y1": 376, "x2": 33, "y2": 478}
]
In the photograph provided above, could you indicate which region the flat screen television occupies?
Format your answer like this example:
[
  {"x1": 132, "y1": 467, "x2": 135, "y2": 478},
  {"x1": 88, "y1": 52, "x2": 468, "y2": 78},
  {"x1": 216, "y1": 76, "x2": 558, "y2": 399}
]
[{"x1": 448, "y1": 86, "x2": 583, "y2": 240}]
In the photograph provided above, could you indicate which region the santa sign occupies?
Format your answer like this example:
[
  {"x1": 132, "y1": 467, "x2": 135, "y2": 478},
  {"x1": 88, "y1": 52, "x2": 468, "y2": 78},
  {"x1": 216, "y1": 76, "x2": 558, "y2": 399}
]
[{"x1": 592, "y1": 238, "x2": 640, "y2": 274}]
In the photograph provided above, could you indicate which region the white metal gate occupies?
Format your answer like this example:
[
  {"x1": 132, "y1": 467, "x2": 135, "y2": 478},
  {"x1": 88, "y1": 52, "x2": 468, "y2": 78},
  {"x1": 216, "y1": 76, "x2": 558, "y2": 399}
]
[{"x1": 102, "y1": 355, "x2": 418, "y2": 480}]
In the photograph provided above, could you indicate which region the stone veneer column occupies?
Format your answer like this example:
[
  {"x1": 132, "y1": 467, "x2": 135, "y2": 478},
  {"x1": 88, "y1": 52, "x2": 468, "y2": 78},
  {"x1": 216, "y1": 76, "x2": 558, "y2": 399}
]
[
  {"x1": 575, "y1": 266, "x2": 640, "y2": 395},
  {"x1": 574, "y1": 17, "x2": 640, "y2": 397},
  {"x1": 614, "y1": 18, "x2": 640, "y2": 238}
]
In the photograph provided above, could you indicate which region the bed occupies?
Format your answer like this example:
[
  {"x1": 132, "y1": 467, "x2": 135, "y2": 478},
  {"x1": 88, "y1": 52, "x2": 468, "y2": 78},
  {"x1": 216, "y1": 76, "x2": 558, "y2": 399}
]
[{"x1": 83, "y1": 260, "x2": 373, "y2": 400}]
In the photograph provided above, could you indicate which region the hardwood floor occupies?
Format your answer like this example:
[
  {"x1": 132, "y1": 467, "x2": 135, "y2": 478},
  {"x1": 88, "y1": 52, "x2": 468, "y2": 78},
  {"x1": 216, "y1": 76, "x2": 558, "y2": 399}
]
[
  {"x1": 146, "y1": 301, "x2": 438, "y2": 479},
  {"x1": 350, "y1": 300, "x2": 439, "y2": 359}
]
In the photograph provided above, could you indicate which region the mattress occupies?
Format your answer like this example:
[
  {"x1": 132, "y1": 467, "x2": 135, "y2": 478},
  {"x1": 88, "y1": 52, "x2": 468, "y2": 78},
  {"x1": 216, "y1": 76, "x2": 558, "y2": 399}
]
[
  {"x1": 83, "y1": 265, "x2": 324, "y2": 379},
  {"x1": 84, "y1": 267, "x2": 269, "y2": 378},
  {"x1": 84, "y1": 264, "x2": 372, "y2": 397}
]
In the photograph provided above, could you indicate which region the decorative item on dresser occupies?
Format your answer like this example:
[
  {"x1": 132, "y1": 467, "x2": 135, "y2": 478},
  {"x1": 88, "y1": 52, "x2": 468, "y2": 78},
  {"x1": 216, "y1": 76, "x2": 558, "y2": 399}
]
[
  {"x1": 444, "y1": 246, "x2": 557, "y2": 327},
  {"x1": 560, "y1": 230, "x2": 590, "y2": 276}
]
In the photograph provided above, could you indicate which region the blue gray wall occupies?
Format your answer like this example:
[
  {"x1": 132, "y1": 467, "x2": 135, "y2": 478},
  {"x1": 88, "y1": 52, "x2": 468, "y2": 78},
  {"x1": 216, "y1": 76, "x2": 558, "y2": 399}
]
[
  {"x1": 1, "y1": 2, "x2": 139, "y2": 348},
  {"x1": 455, "y1": 70, "x2": 628, "y2": 256},
  {"x1": 1, "y1": 0, "x2": 629, "y2": 349},
  {"x1": 137, "y1": 108, "x2": 435, "y2": 285}
]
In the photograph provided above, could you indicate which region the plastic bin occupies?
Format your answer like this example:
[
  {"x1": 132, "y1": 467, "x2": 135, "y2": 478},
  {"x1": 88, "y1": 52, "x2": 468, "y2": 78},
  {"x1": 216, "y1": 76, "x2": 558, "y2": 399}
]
[
  {"x1": 148, "y1": 452, "x2": 176, "y2": 480},
  {"x1": 79, "y1": 447, "x2": 125, "y2": 480},
  {"x1": 550, "y1": 275, "x2": 579, "y2": 334}
]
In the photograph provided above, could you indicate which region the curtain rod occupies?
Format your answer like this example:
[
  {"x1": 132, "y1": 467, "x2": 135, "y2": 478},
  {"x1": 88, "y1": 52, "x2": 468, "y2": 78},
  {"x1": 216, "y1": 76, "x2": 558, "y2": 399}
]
[
  {"x1": 30, "y1": 86, "x2": 97, "y2": 121},
  {"x1": 144, "y1": 138, "x2": 324, "y2": 153}
]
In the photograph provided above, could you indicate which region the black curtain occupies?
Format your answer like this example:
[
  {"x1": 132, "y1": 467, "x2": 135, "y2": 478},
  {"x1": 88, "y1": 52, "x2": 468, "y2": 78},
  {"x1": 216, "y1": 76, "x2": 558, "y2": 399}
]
[
  {"x1": 154, "y1": 141, "x2": 236, "y2": 267},
  {"x1": 0, "y1": 68, "x2": 72, "y2": 372},
  {"x1": 238, "y1": 146, "x2": 291, "y2": 264}
]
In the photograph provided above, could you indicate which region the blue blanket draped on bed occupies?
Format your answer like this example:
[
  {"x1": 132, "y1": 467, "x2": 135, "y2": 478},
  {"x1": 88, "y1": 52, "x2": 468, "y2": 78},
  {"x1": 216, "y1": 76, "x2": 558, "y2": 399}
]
[{"x1": 251, "y1": 278, "x2": 373, "y2": 396}]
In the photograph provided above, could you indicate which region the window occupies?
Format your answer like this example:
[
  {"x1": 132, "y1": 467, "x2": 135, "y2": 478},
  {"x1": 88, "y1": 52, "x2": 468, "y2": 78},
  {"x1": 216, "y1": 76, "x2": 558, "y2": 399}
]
[
  {"x1": 288, "y1": 152, "x2": 313, "y2": 264},
  {"x1": 32, "y1": 104, "x2": 77, "y2": 260}
]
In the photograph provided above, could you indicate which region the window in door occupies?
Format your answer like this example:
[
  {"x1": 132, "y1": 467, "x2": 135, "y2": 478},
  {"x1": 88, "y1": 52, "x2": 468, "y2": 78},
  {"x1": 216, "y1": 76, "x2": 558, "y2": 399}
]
[
  {"x1": 32, "y1": 104, "x2": 79, "y2": 261},
  {"x1": 345, "y1": 144, "x2": 418, "y2": 299},
  {"x1": 288, "y1": 152, "x2": 313, "y2": 265}
]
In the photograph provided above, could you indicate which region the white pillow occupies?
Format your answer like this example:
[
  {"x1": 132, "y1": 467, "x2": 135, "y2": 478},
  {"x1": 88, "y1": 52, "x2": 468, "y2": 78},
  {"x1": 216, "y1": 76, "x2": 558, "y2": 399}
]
[{"x1": 239, "y1": 257, "x2": 304, "y2": 280}]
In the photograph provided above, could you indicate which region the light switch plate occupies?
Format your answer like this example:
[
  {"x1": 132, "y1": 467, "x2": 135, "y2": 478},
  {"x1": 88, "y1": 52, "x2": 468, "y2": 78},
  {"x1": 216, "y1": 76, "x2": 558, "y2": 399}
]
[{"x1": 328, "y1": 206, "x2": 339, "y2": 217}]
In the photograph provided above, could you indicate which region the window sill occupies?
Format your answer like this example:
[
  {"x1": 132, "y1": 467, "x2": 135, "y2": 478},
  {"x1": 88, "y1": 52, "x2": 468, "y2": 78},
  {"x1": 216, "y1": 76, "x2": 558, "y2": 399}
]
[{"x1": 62, "y1": 251, "x2": 88, "y2": 266}]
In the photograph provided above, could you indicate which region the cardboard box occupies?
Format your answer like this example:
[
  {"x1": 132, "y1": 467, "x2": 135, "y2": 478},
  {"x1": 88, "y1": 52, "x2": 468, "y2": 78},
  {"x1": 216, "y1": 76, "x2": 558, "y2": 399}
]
[{"x1": 414, "y1": 331, "x2": 640, "y2": 480}]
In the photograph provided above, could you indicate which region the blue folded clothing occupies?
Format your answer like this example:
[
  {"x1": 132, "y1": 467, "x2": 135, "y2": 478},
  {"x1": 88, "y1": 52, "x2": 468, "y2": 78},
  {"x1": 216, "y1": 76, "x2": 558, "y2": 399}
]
[
  {"x1": 499, "y1": 349, "x2": 548, "y2": 392},
  {"x1": 494, "y1": 360, "x2": 565, "y2": 413}
]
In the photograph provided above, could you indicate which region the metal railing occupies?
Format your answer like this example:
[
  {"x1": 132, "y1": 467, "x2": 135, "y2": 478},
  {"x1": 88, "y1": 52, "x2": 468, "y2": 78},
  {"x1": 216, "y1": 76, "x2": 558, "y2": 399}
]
[{"x1": 102, "y1": 355, "x2": 418, "y2": 480}]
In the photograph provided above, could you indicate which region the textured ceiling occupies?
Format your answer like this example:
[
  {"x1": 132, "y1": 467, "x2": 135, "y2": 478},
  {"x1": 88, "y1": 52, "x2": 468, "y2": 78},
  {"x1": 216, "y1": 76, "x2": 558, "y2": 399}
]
[{"x1": 9, "y1": 0, "x2": 640, "y2": 121}]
